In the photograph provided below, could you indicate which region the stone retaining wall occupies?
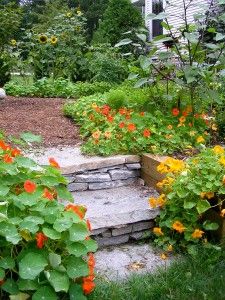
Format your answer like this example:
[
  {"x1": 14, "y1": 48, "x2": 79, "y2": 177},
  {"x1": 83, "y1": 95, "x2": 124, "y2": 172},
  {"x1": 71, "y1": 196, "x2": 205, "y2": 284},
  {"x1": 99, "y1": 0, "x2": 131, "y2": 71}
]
[
  {"x1": 91, "y1": 220, "x2": 154, "y2": 247},
  {"x1": 65, "y1": 163, "x2": 141, "y2": 192}
]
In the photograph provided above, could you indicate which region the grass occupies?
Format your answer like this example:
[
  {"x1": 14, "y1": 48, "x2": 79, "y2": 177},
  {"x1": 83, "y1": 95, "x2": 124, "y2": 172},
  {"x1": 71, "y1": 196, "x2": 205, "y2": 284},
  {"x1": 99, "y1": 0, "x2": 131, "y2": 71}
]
[{"x1": 89, "y1": 247, "x2": 225, "y2": 300}]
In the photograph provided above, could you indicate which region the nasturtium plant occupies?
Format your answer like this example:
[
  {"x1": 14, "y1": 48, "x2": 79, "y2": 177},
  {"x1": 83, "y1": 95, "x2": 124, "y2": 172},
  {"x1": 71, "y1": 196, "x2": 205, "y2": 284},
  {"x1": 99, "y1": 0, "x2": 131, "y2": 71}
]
[
  {"x1": 0, "y1": 136, "x2": 97, "y2": 299},
  {"x1": 150, "y1": 146, "x2": 225, "y2": 256}
]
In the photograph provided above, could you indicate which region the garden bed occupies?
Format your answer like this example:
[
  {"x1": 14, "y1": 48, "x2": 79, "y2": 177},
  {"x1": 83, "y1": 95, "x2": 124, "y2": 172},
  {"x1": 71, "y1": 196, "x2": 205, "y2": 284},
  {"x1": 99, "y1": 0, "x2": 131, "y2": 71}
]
[{"x1": 0, "y1": 96, "x2": 81, "y2": 147}]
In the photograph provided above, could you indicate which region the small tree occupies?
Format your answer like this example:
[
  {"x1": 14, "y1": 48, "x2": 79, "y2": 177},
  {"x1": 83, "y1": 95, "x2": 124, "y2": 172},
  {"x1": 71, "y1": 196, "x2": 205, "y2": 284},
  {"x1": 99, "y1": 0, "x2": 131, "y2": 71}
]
[{"x1": 94, "y1": 0, "x2": 143, "y2": 45}]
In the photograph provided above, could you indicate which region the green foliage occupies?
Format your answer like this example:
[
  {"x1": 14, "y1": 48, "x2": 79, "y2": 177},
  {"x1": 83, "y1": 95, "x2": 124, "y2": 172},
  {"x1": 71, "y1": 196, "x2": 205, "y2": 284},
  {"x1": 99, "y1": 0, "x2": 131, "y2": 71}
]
[
  {"x1": 5, "y1": 78, "x2": 114, "y2": 98},
  {"x1": 152, "y1": 146, "x2": 225, "y2": 254},
  {"x1": 0, "y1": 3, "x2": 23, "y2": 50},
  {"x1": 0, "y1": 134, "x2": 97, "y2": 298},
  {"x1": 0, "y1": 52, "x2": 11, "y2": 87},
  {"x1": 106, "y1": 90, "x2": 126, "y2": 109},
  {"x1": 94, "y1": 0, "x2": 143, "y2": 45},
  {"x1": 64, "y1": 86, "x2": 209, "y2": 156}
]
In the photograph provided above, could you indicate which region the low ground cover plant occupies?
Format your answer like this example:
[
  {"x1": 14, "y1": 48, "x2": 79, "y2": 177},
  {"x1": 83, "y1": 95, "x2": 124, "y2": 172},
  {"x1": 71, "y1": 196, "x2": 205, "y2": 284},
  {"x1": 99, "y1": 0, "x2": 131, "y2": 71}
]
[
  {"x1": 64, "y1": 87, "x2": 211, "y2": 156},
  {"x1": 150, "y1": 146, "x2": 225, "y2": 256},
  {"x1": 5, "y1": 78, "x2": 114, "y2": 98},
  {"x1": 0, "y1": 134, "x2": 97, "y2": 299}
]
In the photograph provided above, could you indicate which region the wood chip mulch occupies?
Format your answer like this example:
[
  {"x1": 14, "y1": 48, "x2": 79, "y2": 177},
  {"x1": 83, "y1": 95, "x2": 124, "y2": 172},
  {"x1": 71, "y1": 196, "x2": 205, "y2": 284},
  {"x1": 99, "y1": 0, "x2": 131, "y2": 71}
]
[{"x1": 0, "y1": 96, "x2": 81, "y2": 147}]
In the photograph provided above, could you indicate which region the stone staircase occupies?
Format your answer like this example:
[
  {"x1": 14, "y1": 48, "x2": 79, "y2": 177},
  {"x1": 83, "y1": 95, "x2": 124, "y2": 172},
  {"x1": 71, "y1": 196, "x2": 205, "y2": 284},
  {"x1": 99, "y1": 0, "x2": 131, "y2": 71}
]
[{"x1": 27, "y1": 146, "x2": 159, "y2": 247}]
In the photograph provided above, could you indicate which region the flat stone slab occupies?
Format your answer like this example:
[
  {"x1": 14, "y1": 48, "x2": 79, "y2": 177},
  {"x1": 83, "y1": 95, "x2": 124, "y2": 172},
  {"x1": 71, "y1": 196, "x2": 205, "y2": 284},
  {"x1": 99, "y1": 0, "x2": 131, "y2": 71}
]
[
  {"x1": 95, "y1": 243, "x2": 175, "y2": 280},
  {"x1": 25, "y1": 146, "x2": 140, "y2": 174},
  {"x1": 73, "y1": 185, "x2": 159, "y2": 230}
]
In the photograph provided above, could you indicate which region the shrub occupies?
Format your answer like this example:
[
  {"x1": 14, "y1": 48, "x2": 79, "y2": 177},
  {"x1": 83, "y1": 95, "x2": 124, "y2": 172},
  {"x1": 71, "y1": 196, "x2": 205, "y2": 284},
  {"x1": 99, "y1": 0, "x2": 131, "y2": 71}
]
[
  {"x1": 106, "y1": 90, "x2": 126, "y2": 109},
  {"x1": 5, "y1": 78, "x2": 114, "y2": 98},
  {"x1": 94, "y1": 0, "x2": 143, "y2": 45},
  {"x1": 150, "y1": 146, "x2": 225, "y2": 255},
  {"x1": 0, "y1": 135, "x2": 97, "y2": 299},
  {"x1": 0, "y1": 52, "x2": 11, "y2": 87}
]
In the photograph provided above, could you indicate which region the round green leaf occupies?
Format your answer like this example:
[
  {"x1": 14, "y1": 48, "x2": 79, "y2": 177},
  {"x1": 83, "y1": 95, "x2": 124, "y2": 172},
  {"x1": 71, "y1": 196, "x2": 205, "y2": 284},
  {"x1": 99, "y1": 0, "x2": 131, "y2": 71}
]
[
  {"x1": 0, "y1": 257, "x2": 15, "y2": 269},
  {"x1": 43, "y1": 227, "x2": 61, "y2": 240},
  {"x1": 53, "y1": 217, "x2": 73, "y2": 232},
  {"x1": 0, "y1": 222, "x2": 21, "y2": 244},
  {"x1": 1, "y1": 279, "x2": 19, "y2": 295},
  {"x1": 10, "y1": 293, "x2": 30, "y2": 300},
  {"x1": 66, "y1": 256, "x2": 89, "y2": 279},
  {"x1": 32, "y1": 286, "x2": 57, "y2": 300},
  {"x1": 81, "y1": 239, "x2": 98, "y2": 253},
  {"x1": 19, "y1": 253, "x2": 48, "y2": 280},
  {"x1": 18, "y1": 279, "x2": 39, "y2": 291},
  {"x1": 196, "y1": 200, "x2": 211, "y2": 214},
  {"x1": 49, "y1": 253, "x2": 61, "y2": 268},
  {"x1": 203, "y1": 221, "x2": 219, "y2": 231},
  {"x1": 46, "y1": 270, "x2": 70, "y2": 292},
  {"x1": 69, "y1": 223, "x2": 88, "y2": 242},
  {"x1": 69, "y1": 283, "x2": 87, "y2": 300},
  {"x1": 66, "y1": 242, "x2": 88, "y2": 257}
]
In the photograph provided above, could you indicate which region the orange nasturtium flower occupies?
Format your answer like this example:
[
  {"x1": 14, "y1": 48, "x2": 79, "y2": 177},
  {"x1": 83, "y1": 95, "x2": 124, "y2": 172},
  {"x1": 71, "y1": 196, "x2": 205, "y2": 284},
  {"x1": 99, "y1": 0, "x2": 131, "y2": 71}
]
[
  {"x1": 49, "y1": 157, "x2": 60, "y2": 169},
  {"x1": 153, "y1": 227, "x2": 164, "y2": 236},
  {"x1": 11, "y1": 148, "x2": 21, "y2": 157},
  {"x1": 167, "y1": 244, "x2": 173, "y2": 251},
  {"x1": 149, "y1": 197, "x2": 157, "y2": 208},
  {"x1": 104, "y1": 131, "x2": 111, "y2": 139},
  {"x1": 172, "y1": 221, "x2": 186, "y2": 233},
  {"x1": 65, "y1": 204, "x2": 86, "y2": 219},
  {"x1": 167, "y1": 125, "x2": 173, "y2": 130},
  {"x1": 24, "y1": 180, "x2": 36, "y2": 193},
  {"x1": 0, "y1": 140, "x2": 10, "y2": 151},
  {"x1": 119, "y1": 122, "x2": 125, "y2": 129},
  {"x1": 127, "y1": 123, "x2": 136, "y2": 132},
  {"x1": 191, "y1": 229, "x2": 204, "y2": 239},
  {"x1": 107, "y1": 115, "x2": 114, "y2": 123},
  {"x1": 36, "y1": 232, "x2": 48, "y2": 249},
  {"x1": 140, "y1": 111, "x2": 145, "y2": 117},
  {"x1": 143, "y1": 129, "x2": 151, "y2": 138},
  {"x1": 160, "y1": 253, "x2": 168, "y2": 260},
  {"x1": 92, "y1": 130, "x2": 101, "y2": 140},
  {"x1": 43, "y1": 188, "x2": 54, "y2": 200},
  {"x1": 179, "y1": 116, "x2": 186, "y2": 123},
  {"x1": 3, "y1": 154, "x2": 13, "y2": 164},
  {"x1": 86, "y1": 219, "x2": 92, "y2": 231},
  {"x1": 172, "y1": 108, "x2": 180, "y2": 116},
  {"x1": 82, "y1": 253, "x2": 96, "y2": 295}
]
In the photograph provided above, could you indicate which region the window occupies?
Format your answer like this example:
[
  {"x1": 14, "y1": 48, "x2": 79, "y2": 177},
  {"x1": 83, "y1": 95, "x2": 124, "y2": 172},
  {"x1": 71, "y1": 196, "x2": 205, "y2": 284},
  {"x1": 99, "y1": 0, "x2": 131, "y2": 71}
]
[{"x1": 152, "y1": 0, "x2": 163, "y2": 37}]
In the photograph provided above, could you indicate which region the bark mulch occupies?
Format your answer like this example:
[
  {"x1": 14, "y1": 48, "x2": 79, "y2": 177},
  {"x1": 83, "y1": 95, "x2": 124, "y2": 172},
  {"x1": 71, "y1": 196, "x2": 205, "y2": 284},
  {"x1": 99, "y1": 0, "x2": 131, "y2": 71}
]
[{"x1": 0, "y1": 96, "x2": 81, "y2": 147}]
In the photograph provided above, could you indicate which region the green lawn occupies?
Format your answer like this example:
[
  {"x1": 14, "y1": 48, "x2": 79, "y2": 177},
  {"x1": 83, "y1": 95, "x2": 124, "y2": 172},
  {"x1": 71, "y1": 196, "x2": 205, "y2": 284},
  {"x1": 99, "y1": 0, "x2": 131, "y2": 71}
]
[{"x1": 89, "y1": 247, "x2": 225, "y2": 300}]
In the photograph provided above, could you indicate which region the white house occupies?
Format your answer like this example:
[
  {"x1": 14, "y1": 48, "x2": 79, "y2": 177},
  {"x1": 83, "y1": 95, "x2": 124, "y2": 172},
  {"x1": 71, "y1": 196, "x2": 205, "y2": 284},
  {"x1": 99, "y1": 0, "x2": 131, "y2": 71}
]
[{"x1": 132, "y1": 0, "x2": 217, "y2": 40}]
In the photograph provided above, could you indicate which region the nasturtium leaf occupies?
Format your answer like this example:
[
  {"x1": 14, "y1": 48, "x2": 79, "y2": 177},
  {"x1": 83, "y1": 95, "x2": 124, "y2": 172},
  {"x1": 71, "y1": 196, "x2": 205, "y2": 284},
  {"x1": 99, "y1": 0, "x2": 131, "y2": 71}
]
[
  {"x1": 196, "y1": 200, "x2": 211, "y2": 214},
  {"x1": 23, "y1": 216, "x2": 44, "y2": 225},
  {"x1": 66, "y1": 242, "x2": 88, "y2": 257},
  {"x1": 18, "y1": 279, "x2": 39, "y2": 291},
  {"x1": 1, "y1": 279, "x2": 19, "y2": 295},
  {"x1": 15, "y1": 156, "x2": 37, "y2": 169},
  {"x1": 49, "y1": 253, "x2": 61, "y2": 268},
  {"x1": 0, "y1": 185, "x2": 9, "y2": 196},
  {"x1": 81, "y1": 239, "x2": 98, "y2": 253},
  {"x1": 19, "y1": 253, "x2": 48, "y2": 280},
  {"x1": 0, "y1": 268, "x2": 5, "y2": 280},
  {"x1": 69, "y1": 283, "x2": 87, "y2": 300},
  {"x1": 0, "y1": 257, "x2": 15, "y2": 269},
  {"x1": 32, "y1": 286, "x2": 57, "y2": 300},
  {"x1": 56, "y1": 186, "x2": 73, "y2": 202},
  {"x1": 20, "y1": 132, "x2": 42, "y2": 143},
  {"x1": 69, "y1": 223, "x2": 88, "y2": 242},
  {"x1": 203, "y1": 221, "x2": 219, "y2": 231},
  {"x1": 43, "y1": 227, "x2": 61, "y2": 239},
  {"x1": 0, "y1": 222, "x2": 21, "y2": 244},
  {"x1": 46, "y1": 270, "x2": 70, "y2": 292},
  {"x1": 19, "y1": 221, "x2": 38, "y2": 234},
  {"x1": 184, "y1": 200, "x2": 196, "y2": 209},
  {"x1": 64, "y1": 211, "x2": 81, "y2": 223},
  {"x1": 66, "y1": 256, "x2": 89, "y2": 279},
  {"x1": 16, "y1": 190, "x2": 42, "y2": 207},
  {"x1": 9, "y1": 292, "x2": 30, "y2": 300},
  {"x1": 53, "y1": 217, "x2": 73, "y2": 232}
]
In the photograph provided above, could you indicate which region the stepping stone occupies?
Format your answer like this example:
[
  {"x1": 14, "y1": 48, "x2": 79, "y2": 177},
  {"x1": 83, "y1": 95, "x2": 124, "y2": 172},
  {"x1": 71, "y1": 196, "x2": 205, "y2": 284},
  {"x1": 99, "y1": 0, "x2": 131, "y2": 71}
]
[
  {"x1": 94, "y1": 243, "x2": 174, "y2": 280},
  {"x1": 73, "y1": 185, "x2": 159, "y2": 230},
  {"x1": 25, "y1": 146, "x2": 140, "y2": 174}
]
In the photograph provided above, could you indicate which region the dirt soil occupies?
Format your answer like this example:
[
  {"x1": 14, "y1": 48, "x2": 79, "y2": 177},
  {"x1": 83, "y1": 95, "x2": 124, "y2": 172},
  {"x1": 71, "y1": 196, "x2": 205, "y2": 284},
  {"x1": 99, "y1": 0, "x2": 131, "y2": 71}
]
[{"x1": 0, "y1": 96, "x2": 81, "y2": 147}]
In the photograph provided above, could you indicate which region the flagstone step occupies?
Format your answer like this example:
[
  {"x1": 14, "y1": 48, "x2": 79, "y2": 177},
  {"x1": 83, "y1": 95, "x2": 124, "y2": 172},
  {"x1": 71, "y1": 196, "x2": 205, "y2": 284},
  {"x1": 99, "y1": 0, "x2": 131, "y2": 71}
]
[{"x1": 73, "y1": 184, "x2": 159, "y2": 247}]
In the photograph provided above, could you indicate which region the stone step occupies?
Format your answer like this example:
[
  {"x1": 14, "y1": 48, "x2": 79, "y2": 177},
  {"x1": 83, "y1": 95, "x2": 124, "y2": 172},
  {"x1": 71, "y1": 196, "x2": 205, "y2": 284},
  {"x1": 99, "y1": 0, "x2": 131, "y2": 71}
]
[{"x1": 73, "y1": 184, "x2": 159, "y2": 247}]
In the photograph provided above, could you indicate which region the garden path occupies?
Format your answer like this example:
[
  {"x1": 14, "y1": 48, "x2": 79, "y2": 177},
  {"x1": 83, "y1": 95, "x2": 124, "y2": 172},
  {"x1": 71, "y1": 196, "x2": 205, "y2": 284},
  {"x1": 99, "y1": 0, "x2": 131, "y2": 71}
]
[{"x1": 0, "y1": 96, "x2": 81, "y2": 147}]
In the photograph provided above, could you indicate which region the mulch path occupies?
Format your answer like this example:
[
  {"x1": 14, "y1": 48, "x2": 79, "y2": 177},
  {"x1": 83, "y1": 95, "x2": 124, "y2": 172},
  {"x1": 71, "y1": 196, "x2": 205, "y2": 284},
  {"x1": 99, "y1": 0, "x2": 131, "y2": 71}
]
[{"x1": 0, "y1": 97, "x2": 81, "y2": 147}]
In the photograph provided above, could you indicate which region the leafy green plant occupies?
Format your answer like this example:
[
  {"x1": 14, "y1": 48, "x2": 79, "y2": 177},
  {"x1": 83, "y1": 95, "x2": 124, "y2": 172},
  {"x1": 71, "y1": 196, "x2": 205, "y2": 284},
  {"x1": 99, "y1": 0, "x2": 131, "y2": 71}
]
[
  {"x1": 5, "y1": 78, "x2": 114, "y2": 98},
  {"x1": 0, "y1": 134, "x2": 97, "y2": 299},
  {"x1": 150, "y1": 146, "x2": 225, "y2": 255},
  {"x1": 106, "y1": 90, "x2": 126, "y2": 109}
]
